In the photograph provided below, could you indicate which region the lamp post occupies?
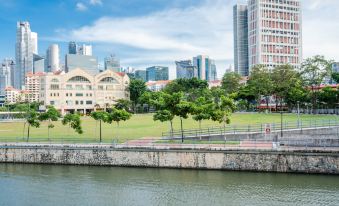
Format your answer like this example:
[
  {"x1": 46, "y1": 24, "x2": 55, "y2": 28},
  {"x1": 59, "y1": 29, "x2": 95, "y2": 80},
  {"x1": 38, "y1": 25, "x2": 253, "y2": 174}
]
[{"x1": 297, "y1": 101, "x2": 300, "y2": 128}]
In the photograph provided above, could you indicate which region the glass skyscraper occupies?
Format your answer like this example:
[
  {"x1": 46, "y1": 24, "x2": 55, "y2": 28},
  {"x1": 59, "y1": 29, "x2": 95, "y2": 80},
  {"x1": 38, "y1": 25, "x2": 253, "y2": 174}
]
[
  {"x1": 146, "y1": 66, "x2": 169, "y2": 82},
  {"x1": 65, "y1": 54, "x2": 99, "y2": 75},
  {"x1": 233, "y1": 4, "x2": 249, "y2": 76},
  {"x1": 193, "y1": 55, "x2": 217, "y2": 81},
  {"x1": 104, "y1": 55, "x2": 121, "y2": 72},
  {"x1": 135, "y1": 70, "x2": 147, "y2": 82},
  {"x1": 176, "y1": 60, "x2": 198, "y2": 79},
  {"x1": 15, "y1": 21, "x2": 34, "y2": 89}
]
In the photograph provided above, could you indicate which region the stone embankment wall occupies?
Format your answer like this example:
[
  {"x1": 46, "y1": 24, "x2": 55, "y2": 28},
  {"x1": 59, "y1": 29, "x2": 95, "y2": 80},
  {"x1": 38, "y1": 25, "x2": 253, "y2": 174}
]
[{"x1": 0, "y1": 144, "x2": 338, "y2": 174}]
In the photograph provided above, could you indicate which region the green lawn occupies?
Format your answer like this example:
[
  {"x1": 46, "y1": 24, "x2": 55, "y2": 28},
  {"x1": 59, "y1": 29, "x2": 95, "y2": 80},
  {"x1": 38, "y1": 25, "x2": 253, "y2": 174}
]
[{"x1": 0, "y1": 113, "x2": 337, "y2": 143}]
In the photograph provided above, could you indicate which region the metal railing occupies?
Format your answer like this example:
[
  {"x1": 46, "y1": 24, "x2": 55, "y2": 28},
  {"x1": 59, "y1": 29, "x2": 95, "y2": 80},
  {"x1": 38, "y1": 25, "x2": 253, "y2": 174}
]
[{"x1": 161, "y1": 119, "x2": 339, "y2": 139}]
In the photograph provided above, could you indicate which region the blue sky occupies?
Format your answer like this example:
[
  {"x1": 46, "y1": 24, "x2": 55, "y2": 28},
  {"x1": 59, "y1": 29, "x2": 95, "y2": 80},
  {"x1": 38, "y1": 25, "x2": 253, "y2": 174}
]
[{"x1": 0, "y1": 0, "x2": 338, "y2": 79}]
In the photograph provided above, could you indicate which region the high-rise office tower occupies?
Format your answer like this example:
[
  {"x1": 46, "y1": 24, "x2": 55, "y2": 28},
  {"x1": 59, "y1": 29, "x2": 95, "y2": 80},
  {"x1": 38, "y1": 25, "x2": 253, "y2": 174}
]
[
  {"x1": 15, "y1": 21, "x2": 34, "y2": 89},
  {"x1": 46, "y1": 44, "x2": 60, "y2": 72},
  {"x1": 65, "y1": 54, "x2": 98, "y2": 75},
  {"x1": 31, "y1": 32, "x2": 38, "y2": 55},
  {"x1": 0, "y1": 59, "x2": 14, "y2": 95},
  {"x1": 104, "y1": 55, "x2": 121, "y2": 72},
  {"x1": 193, "y1": 55, "x2": 217, "y2": 81},
  {"x1": 176, "y1": 60, "x2": 198, "y2": 79},
  {"x1": 135, "y1": 70, "x2": 147, "y2": 82},
  {"x1": 146, "y1": 66, "x2": 169, "y2": 82},
  {"x1": 247, "y1": 0, "x2": 302, "y2": 70},
  {"x1": 33, "y1": 54, "x2": 45, "y2": 73},
  {"x1": 233, "y1": 4, "x2": 249, "y2": 76},
  {"x1": 79, "y1": 44, "x2": 92, "y2": 56},
  {"x1": 68, "y1": 41, "x2": 78, "y2": 54}
]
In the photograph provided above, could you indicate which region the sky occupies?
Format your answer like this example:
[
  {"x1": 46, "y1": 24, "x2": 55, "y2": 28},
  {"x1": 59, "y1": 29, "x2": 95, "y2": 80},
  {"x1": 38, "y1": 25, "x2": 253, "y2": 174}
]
[{"x1": 0, "y1": 0, "x2": 338, "y2": 79}]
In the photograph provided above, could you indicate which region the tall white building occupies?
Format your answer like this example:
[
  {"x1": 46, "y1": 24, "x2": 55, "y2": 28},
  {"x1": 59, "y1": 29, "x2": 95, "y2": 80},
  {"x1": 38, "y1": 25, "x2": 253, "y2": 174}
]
[
  {"x1": 15, "y1": 21, "x2": 34, "y2": 89},
  {"x1": 46, "y1": 44, "x2": 60, "y2": 72},
  {"x1": 247, "y1": 0, "x2": 302, "y2": 70},
  {"x1": 79, "y1": 44, "x2": 92, "y2": 56},
  {"x1": 31, "y1": 32, "x2": 38, "y2": 55},
  {"x1": 0, "y1": 59, "x2": 14, "y2": 95}
]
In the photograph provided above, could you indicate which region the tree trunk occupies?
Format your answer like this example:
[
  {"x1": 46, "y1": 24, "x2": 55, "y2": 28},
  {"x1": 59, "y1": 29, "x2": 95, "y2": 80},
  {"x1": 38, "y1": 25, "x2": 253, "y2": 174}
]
[
  {"x1": 23, "y1": 122, "x2": 26, "y2": 139},
  {"x1": 180, "y1": 117, "x2": 184, "y2": 143},
  {"x1": 99, "y1": 120, "x2": 102, "y2": 143},
  {"x1": 27, "y1": 125, "x2": 30, "y2": 142},
  {"x1": 169, "y1": 120, "x2": 173, "y2": 138},
  {"x1": 48, "y1": 119, "x2": 50, "y2": 140},
  {"x1": 199, "y1": 120, "x2": 202, "y2": 141}
]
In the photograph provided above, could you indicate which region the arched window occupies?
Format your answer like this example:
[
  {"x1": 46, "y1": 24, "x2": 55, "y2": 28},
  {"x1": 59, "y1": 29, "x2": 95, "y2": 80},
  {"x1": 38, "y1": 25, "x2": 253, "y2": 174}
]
[
  {"x1": 99, "y1": 77, "x2": 118, "y2": 84},
  {"x1": 51, "y1": 78, "x2": 59, "y2": 83},
  {"x1": 67, "y1": 76, "x2": 91, "y2": 83}
]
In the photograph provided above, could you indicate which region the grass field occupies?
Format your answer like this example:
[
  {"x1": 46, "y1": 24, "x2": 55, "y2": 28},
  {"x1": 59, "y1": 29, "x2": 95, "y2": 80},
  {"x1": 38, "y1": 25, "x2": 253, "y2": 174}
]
[{"x1": 0, "y1": 113, "x2": 337, "y2": 143}]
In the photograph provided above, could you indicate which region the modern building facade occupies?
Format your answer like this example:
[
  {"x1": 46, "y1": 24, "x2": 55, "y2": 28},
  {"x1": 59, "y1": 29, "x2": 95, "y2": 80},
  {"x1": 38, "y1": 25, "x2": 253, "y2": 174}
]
[
  {"x1": 15, "y1": 21, "x2": 34, "y2": 89},
  {"x1": 31, "y1": 32, "x2": 38, "y2": 55},
  {"x1": 68, "y1": 41, "x2": 78, "y2": 54},
  {"x1": 65, "y1": 54, "x2": 98, "y2": 75},
  {"x1": 79, "y1": 44, "x2": 92, "y2": 56},
  {"x1": 0, "y1": 59, "x2": 15, "y2": 95},
  {"x1": 193, "y1": 55, "x2": 217, "y2": 81},
  {"x1": 233, "y1": 4, "x2": 249, "y2": 76},
  {"x1": 104, "y1": 55, "x2": 121, "y2": 72},
  {"x1": 46, "y1": 44, "x2": 60, "y2": 72},
  {"x1": 25, "y1": 72, "x2": 45, "y2": 103},
  {"x1": 146, "y1": 66, "x2": 169, "y2": 82},
  {"x1": 33, "y1": 54, "x2": 45, "y2": 73},
  {"x1": 134, "y1": 70, "x2": 147, "y2": 82},
  {"x1": 247, "y1": 0, "x2": 302, "y2": 70},
  {"x1": 39, "y1": 68, "x2": 130, "y2": 114},
  {"x1": 332, "y1": 62, "x2": 339, "y2": 73},
  {"x1": 176, "y1": 60, "x2": 198, "y2": 79}
]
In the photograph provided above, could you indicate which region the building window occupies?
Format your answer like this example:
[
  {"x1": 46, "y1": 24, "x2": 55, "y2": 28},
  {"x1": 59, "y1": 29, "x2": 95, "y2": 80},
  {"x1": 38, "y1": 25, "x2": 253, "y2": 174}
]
[
  {"x1": 75, "y1": 101, "x2": 79, "y2": 105},
  {"x1": 76, "y1": 93, "x2": 83, "y2": 97},
  {"x1": 86, "y1": 85, "x2": 92, "y2": 90},
  {"x1": 67, "y1": 76, "x2": 91, "y2": 83},
  {"x1": 50, "y1": 84, "x2": 59, "y2": 90},
  {"x1": 51, "y1": 78, "x2": 59, "y2": 83},
  {"x1": 98, "y1": 86, "x2": 104, "y2": 90},
  {"x1": 75, "y1": 85, "x2": 84, "y2": 90},
  {"x1": 66, "y1": 85, "x2": 73, "y2": 89},
  {"x1": 50, "y1": 101, "x2": 55, "y2": 105},
  {"x1": 86, "y1": 101, "x2": 93, "y2": 105}
]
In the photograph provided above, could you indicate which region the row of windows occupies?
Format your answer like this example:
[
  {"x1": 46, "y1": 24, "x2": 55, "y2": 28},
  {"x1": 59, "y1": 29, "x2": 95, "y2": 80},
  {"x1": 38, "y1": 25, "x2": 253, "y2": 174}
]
[{"x1": 261, "y1": 55, "x2": 299, "y2": 64}]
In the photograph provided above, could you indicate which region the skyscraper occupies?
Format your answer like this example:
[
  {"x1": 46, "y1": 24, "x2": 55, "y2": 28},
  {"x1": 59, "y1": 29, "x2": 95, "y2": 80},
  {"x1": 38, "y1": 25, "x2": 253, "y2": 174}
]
[
  {"x1": 247, "y1": 0, "x2": 302, "y2": 70},
  {"x1": 104, "y1": 55, "x2": 121, "y2": 72},
  {"x1": 193, "y1": 55, "x2": 217, "y2": 81},
  {"x1": 15, "y1": 21, "x2": 34, "y2": 89},
  {"x1": 176, "y1": 60, "x2": 198, "y2": 79},
  {"x1": 135, "y1": 70, "x2": 147, "y2": 82},
  {"x1": 0, "y1": 59, "x2": 14, "y2": 95},
  {"x1": 233, "y1": 4, "x2": 249, "y2": 76},
  {"x1": 79, "y1": 44, "x2": 92, "y2": 56},
  {"x1": 31, "y1": 32, "x2": 38, "y2": 55},
  {"x1": 46, "y1": 44, "x2": 60, "y2": 72},
  {"x1": 68, "y1": 41, "x2": 78, "y2": 54},
  {"x1": 33, "y1": 54, "x2": 45, "y2": 73},
  {"x1": 65, "y1": 54, "x2": 98, "y2": 75},
  {"x1": 146, "y1": 66, "x2": 169, "y2": 82}
]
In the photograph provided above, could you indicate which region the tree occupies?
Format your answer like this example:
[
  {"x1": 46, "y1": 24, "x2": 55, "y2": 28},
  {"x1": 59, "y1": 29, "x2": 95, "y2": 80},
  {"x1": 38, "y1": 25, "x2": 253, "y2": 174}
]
[
  {"x1": 107, "y1": 108, "x2": 132, "y2": 139},
  {"x1": 39, "y1": 106, "x2": 61, "y2": 140},
  {"x1": 90, "y1": 111, "x2": 109, "y2": 143},
  {"x1": 318, "y1": 87, "x2": 337, "y2": 109},
  {"x1": 128, "y1": 79, "x2": 147, "y2": 113},
  {"x1": 25, "y1": 110, "x2": 41, "y2": 142},
  {"x1": 114, "y1": 99, "x2": 132, "y2": 111},
  {"x1": 62, "y1": 113, "x2": 83, "y2": 134},
  {"x1": 221, "y1": 72, "x2": 242, "y2": 94},
  {"x1": 271, "y1": 64, "x2": 301, "y2": 110},
  {"x1": 247, "y1": 65, "x2": 274, "y2": 110},
  {"x1": 153, "y1": 110, "x2": 175, "y2": 136},
  {"x1": 164, "y1": 78, "x2": 210, "y2": 101},
  {"x1": 190, "y1": 97, "x2": 214, "y2": 140},
  {"x1": 210, "y1": 96, "x2": 236, "y2": 139},
  {"x1": 300, "y1": 55, "x2": 333, "y2": 113},
  {"x1": 173, "y1": 100, "x2": 192, "y2": 143},
  {"x1": 332, "y1": 72, "x2": 339, "y2": 84}
]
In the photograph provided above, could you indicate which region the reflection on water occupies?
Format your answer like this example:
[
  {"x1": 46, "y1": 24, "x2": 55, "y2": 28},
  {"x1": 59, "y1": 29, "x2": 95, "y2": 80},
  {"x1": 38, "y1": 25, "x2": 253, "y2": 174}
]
[{"x1": 0, "y1": 164, "x2": 339, "y2": 206}]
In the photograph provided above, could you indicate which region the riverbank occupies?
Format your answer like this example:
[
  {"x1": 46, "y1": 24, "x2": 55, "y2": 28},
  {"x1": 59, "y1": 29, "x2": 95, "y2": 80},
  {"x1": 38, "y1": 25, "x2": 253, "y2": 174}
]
[{"x1": 0, "y1": 143, "x2": 338, "y2": 174}]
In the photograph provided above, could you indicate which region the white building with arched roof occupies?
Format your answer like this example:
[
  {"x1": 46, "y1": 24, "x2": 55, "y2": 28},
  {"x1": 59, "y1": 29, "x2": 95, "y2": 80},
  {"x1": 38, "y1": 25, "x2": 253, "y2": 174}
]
[{"x1": 39, "y1": 68, "x2": 130, "y2": 114}]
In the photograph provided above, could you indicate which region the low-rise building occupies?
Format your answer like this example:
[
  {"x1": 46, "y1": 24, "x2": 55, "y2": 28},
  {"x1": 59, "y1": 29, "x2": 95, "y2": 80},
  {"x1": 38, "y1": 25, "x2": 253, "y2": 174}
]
[
  {"x1": 25, "y1": 72, "x2": 45, "y2": 103},
  {"x1": 146, "y1": 80, "x2": 171, "y2": 92},
  {"x1": 39, "y1": 68, "x2": 130, "y2": 114},
  {"x1": 5, "y1": 87, "x2": 28, "y2": 104}
]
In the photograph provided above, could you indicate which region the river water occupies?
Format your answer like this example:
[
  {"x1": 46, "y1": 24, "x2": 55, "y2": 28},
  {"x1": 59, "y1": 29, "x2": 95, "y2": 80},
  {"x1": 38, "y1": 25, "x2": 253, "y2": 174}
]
[{"x1": 0, "y1": 164, "x2": 338, "y2": 206}]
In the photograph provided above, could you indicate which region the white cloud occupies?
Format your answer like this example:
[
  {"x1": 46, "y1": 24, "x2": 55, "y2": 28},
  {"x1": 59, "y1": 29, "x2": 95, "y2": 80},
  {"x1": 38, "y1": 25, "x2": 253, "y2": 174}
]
[
  {"x1": 60, "y1": 0, "x2": 339, "y2": 79},
  {"x1": 76, "y1": 2, "x2": 87, "y2": 11},
  {"x1": 89, "y1": 0, "x2": 102, "y2": 6}
]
